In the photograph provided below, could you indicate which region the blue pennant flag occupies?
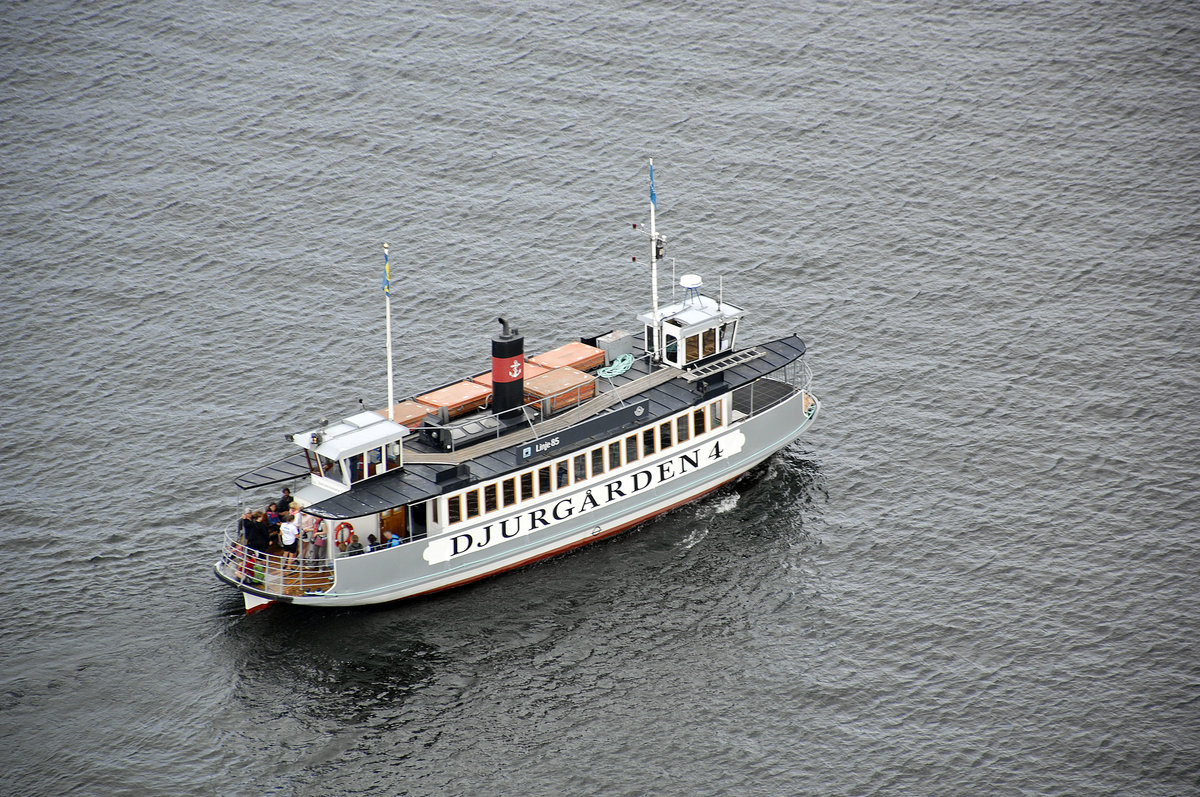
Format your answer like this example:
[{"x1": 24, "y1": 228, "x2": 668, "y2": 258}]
[
  {"x1": 649, "y1": 163, "x2": 657, "y2": 208},
  {"x1": 382, "y1": 247, "x2": 391, "y2": 297}
]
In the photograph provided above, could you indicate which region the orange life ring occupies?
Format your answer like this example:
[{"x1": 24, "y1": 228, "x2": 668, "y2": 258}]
[{"x1": 334, "y1": 522, "x2": 354, "y2": 547}]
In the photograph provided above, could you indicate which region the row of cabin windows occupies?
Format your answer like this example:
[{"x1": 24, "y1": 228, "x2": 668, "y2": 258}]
[{"x1": 444, "y1": 400, "x2": 724, "y2": 525}]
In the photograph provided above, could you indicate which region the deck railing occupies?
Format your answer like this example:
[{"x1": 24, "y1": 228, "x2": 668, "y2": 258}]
[
  {"x1": 218, "y1": 529, "x2": 335, "y2": 597},
  {"x1": 730, "y1": 359, "x2": 815, "y2": 419}
]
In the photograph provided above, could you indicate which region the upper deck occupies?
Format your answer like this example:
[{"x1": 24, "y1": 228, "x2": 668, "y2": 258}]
[{"x1": 235, "y1": 333, "x2": 807, "y2": 520}]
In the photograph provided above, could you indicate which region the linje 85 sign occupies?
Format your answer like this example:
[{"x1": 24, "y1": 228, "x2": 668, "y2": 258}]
[{"x1": 513, "y1": 400, "x2": 649, "y2": 465}]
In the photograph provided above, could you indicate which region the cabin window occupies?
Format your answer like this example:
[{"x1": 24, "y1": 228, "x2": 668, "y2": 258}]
[
  {"x1": 676, "y1": 415, "x2": 690, "y2": 444},
  {"x1": 659, "y1": 421, "x2": 673, "y2": 450},
  {"x1": 521, "y1": 472, "x2": 535, "y2": 501},
  {"x1": 642, "y1": 427, "x2": 656, "y2": 457},
  {"x1": 366, "y1": 446, "x2": 384, "y2": 478},
  {"x1": 703, "y1": 328, "x2": 718, "y2": 357},
  {"x1": 484, "y1": 484, "x2": 498, "y2": 513},
  {"x1": 608, "y1": 441, "x2": 622, "y2": 470},
  {"x1": 694, "y1": 408, "x2": 706, "y2": 437},
  {"x1": 591, "y1": 447, "x2": 605, "y2": 476},
  {"x1": 502, "y1": 478, "x2": 517, "y2": 507},
  {"x1": 557, "y1": 459, "x2": 570, "y2": 488},
  {"x1": 447, "y1": 495, "x2": 462, "y2": 525},
  {"x1": 574, "y1": 454, "x2": 588, "y2": 483},
  {"x1": 686, "y1": 334, "x2": 700, "y2": 364},
  {"x1": 538, "y1": 466, "x2": 553, "y2": 495},
  {"x1": 710, "y1": 400, "x2": 723, "y2": 428},
  {"x1": 465, "y1": 489, "x2": 480, "y2": 519},
  {"x1": 625, "y1": 434, "x2": 639, "y2": 463}
]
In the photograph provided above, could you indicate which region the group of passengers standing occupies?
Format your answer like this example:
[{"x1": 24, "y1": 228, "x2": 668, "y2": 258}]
[{"x1": 237, "y1": 487, "x2": 400, "y2": 569}]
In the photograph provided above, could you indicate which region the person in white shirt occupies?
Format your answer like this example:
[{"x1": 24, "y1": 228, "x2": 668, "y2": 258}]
[{"x1": 279, "y1": 514, "x2": 300, "y2": 567}]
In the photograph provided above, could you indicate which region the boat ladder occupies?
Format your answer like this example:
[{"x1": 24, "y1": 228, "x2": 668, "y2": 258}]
[{"x1": 681, "y1": 348, "x2": 763, "y2": 382}]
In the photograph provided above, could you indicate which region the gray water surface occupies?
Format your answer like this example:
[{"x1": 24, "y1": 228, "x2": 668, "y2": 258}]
[{"x1": 1, "y1": 1, "x2": 1197, "y2": 795}]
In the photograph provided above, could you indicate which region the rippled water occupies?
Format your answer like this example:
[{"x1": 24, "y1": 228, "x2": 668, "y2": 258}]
[{"x1": 2, "y1": 1, "x2": 1198, "y2": 795}]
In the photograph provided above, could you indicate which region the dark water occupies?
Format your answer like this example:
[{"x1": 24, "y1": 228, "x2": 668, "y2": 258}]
[{"x1": 3, "y1": 1, "x2": 1198, "y2": 794}]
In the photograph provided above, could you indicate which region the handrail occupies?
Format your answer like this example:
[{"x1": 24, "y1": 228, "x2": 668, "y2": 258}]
[{"x1": 217, "y1": 529, "x2": 336, "y2": 598}]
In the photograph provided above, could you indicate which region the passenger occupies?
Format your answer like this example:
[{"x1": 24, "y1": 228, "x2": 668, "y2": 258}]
[
  {"x1": 237, "y1": 509, "x2": 253, "y2": 544},
  {"x1": 240, "y1": 512, "x2": 270, "y2": 586},
  {"x1": 265, "y1": 502, "x2": 281, "y2": 526},
  {"x1": 346, "y1": 534, "x2": 365, "y2": 556},
  {"x1": 367, "y1": 534, "x2": 379, "y2": 552},
  {"x1": 279, "y1": 513, "x2": 300, "y2": 567},
  {"x1": 310, "y1": 526, "x2": 328, "y2": 564},
  {"x1": 276, "y1": 488, "x2": 294, "y2": 512},
  {"x1": 382, "y1": 528, "x2": 402, "y2": 549},
  {"x1": 298, "y1": 510, "x2": 319, "y2": 561},
  {"x1": 244, "y1": 512, "x2": 270, "y2": 554}
]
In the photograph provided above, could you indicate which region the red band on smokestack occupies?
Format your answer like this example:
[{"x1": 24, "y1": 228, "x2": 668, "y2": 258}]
[{"x1": 492, "y1": 354, "x2": 524, "y2": 384}]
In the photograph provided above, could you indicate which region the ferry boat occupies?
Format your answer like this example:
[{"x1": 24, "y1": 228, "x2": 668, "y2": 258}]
[{"x1": 215, "y1": 162, "x2": 820, "y2": 612}]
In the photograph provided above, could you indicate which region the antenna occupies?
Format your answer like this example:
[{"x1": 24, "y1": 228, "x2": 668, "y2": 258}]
[
  {"x1": 383, "y1": 242, "x2": 395, "y2": 420},
  {"x1": 648, "y1": 158, "x2": 661, "y2": 361}
]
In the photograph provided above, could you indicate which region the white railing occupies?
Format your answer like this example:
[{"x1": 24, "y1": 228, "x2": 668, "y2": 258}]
[{"x1": 218, "y1": 529, "x2": 335, "y2": 597}]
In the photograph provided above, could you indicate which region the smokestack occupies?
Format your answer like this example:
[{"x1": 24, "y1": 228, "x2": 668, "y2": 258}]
[{"x1": 492, "y1": 317, "x2": 524, "y2": 419}]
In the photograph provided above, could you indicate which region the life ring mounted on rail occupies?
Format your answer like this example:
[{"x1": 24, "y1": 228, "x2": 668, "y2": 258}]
[{"x1": 334, "y1": 522, "x2": 354, "y2": 547}]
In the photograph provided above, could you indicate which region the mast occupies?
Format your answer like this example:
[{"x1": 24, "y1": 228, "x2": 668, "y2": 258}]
[
  {"x1": 649, "y1": 158, "x2": 661, "y2": 362},
  {"x1": 383, "y1": 242, "x2": 395, "y2": 419}
]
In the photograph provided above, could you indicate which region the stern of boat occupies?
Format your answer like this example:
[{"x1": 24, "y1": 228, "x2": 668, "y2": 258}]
[{"x1": 214, "y1": 529, "x2": 336, "y2": 611}]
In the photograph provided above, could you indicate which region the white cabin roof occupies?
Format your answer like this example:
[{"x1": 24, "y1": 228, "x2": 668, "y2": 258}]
[
  {"x1": 292, "y1": 410, "x2": 409, "y2": 461},
  {"x1": 638, "y1": 293, "x2": 745, "y2": 336}
]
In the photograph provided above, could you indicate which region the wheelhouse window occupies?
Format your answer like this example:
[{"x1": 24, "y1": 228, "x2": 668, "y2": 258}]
[
  {"x1": 307, "y1": 451, "x2": 340, "y2": 479},
  {"x1": 720, "y1": 320, "x2": 738, "y2": 351},
  {"x1": 664, "y1": 328, "x2": 680, "y2": 364}
]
